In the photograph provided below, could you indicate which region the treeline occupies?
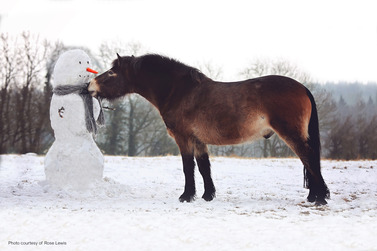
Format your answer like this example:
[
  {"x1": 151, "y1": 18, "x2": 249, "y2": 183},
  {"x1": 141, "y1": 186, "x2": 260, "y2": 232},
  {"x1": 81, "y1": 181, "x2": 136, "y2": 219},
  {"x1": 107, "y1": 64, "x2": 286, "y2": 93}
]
[
  {"x1": 323, "y1": 96, "x2": 377, "y2": 159},
  {"x1": 321, "y1": 83, "x2": 377, "y2": 159},
  {"x1": 0, "y1": 33, "x2": 54, "y2": 154},
  {"x1": 1, "y1": 32, "x2": 376, "y2": 159}
]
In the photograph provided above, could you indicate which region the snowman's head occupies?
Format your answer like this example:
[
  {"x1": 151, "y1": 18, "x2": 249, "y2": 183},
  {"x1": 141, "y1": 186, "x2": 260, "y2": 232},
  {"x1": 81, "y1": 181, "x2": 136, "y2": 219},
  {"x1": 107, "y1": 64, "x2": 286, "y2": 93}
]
[{"x1": 53, "y1": 49, "x2": 98, "y2": 87}]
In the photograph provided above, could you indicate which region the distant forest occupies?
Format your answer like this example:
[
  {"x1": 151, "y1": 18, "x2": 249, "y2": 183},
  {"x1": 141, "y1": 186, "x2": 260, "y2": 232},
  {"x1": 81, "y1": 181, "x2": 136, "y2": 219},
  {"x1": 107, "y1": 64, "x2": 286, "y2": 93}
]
[
  {"x1": 323, "y1": 82, "x2": 377, "y2": 106},
  {"x1": 1, "y1": 32, "x2": 376, "y2": 159}
]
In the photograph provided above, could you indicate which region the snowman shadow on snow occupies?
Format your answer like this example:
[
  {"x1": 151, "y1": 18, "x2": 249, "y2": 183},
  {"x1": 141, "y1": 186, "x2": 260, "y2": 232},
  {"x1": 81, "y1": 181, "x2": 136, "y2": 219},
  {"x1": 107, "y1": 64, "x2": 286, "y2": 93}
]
[{"x1": 45, "y1": 49, "x2": 104, "y2": 190}]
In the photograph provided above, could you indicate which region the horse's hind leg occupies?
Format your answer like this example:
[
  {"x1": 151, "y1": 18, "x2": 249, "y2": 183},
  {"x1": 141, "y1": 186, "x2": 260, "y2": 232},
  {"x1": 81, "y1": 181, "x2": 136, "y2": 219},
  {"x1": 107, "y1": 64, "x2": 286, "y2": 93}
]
[
  {"x1": 305, "y1": 170, "x2": 316, "y2": 202},
  {"x1": 194, "y1": 141, "x2": 216, "y2": 201},
  {"x1": 296, "y1": 145, "x2": 329, "y2": 205},
  {"x1": 271, "y1": 125, "x2": 329, "y2": 205}
]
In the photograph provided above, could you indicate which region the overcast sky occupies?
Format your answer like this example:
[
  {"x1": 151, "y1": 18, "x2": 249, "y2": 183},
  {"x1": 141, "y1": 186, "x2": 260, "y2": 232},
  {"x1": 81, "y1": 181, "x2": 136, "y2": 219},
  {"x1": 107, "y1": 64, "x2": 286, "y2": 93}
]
[{"x1": 1, "y1": 0, "x2": 377, "y2": 83}]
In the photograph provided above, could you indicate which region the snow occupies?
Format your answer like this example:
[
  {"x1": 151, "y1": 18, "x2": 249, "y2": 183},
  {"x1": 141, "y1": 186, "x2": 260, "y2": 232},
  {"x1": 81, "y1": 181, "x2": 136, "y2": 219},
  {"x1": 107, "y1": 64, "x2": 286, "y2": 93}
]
[{"x1": 1, "y1": 154, "x2": 376, "y2": 250}]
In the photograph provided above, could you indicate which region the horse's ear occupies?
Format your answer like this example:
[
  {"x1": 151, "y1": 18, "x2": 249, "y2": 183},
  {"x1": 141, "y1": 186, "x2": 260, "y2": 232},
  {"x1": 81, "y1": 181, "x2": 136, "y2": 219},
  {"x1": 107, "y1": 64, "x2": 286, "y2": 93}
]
[{"x1": 116, "y1": 53, "x2": 122, "y2": 67}]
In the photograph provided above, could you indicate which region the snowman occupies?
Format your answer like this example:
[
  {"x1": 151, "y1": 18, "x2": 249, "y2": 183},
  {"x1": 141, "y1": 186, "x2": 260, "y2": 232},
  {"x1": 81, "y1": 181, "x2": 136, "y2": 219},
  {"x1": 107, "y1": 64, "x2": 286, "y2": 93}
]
[{"x1": 45, "y1": 49, "x2": 104, "y2": 190}]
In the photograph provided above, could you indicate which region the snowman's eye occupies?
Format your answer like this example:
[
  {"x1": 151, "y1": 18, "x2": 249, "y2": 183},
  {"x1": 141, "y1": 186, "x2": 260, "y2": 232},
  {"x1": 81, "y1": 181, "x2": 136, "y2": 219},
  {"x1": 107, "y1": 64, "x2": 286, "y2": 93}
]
[
  {"x1": 87, "y1": 61, "x2": 89, "y2": 64},
  {"x1": 79, "y1": 61, "x2": 81, "y2": 64}
]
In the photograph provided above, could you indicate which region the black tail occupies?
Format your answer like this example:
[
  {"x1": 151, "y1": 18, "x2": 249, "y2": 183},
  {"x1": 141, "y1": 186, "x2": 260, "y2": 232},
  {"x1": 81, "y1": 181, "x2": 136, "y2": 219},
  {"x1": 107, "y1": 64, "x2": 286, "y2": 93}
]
[
  {"x1": 304, "y1": 88, "x2": 330, "y2": 199},
  {"x1": 306, "y1": 88, "x2": 321, "y2": 160}
]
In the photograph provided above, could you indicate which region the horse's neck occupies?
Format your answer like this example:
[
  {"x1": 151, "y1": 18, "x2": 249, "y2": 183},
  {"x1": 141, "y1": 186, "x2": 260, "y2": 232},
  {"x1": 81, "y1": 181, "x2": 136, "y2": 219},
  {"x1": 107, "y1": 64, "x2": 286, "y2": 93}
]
[
  {"x1": 135, "y1": 87, "x2": 161, "y2": 109},
  {"x1": 132, "y1": 69, "x2": 209, "y2": 112},
  {"x1": 134, "y1": 77, "x2": 175, "y2": 111}
]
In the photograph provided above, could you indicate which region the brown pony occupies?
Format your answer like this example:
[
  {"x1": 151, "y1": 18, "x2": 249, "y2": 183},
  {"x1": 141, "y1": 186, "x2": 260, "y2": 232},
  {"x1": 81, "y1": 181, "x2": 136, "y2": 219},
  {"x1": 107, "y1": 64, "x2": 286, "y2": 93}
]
[{"x1": 88, "y1": 54, "x2": 330, "y2": 205}]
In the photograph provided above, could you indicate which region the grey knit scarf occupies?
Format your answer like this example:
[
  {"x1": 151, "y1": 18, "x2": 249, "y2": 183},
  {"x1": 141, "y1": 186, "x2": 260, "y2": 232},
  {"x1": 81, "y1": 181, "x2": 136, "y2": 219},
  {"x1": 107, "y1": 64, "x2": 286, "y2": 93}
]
[{"x1": 53, "y1": 83, "x2": 105, "y2": 134}]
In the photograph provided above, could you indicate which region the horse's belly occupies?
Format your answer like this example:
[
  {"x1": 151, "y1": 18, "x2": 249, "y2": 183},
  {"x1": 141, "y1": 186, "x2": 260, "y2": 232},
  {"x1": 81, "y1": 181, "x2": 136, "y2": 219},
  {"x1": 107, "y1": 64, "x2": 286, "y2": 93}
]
[{"x1": 193, "y1": 114, "x2": 271, "y2": 145}]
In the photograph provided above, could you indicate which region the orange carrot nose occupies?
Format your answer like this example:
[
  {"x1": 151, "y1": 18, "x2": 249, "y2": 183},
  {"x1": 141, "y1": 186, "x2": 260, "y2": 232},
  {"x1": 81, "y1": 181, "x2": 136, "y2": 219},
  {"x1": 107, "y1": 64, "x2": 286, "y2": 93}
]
[{"x1": 86, "y1": 68, "x2": 98, "y2": 74}]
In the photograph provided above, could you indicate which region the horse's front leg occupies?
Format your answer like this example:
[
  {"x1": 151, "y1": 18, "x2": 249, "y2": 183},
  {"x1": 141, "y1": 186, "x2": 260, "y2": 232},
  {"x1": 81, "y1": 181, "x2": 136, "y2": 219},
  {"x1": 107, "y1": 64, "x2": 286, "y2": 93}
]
[
  {"x1": 172, "y1": 134, "x2": 196, "y2": 202},
  {"x1": 194, "y1": 142, "x2": 216, "y2": 201},
  {"x1": 179, "y1": 154, "x2": 196, "y2": 202}
]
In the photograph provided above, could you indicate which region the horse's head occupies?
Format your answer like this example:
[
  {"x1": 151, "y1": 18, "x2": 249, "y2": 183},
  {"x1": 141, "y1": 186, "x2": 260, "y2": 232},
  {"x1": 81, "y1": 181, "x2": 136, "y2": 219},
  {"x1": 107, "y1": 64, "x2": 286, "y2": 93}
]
[{"x1": 88, "y1": 54, "x2": 133, "y2": 100}]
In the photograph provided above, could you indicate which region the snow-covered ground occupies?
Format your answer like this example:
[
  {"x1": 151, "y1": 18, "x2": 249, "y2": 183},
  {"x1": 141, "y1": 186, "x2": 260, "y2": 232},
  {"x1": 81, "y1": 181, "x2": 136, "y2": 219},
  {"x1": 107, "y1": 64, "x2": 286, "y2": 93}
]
[{"x1": 0, "y1": 154, "x2": 376, "y2": 250}]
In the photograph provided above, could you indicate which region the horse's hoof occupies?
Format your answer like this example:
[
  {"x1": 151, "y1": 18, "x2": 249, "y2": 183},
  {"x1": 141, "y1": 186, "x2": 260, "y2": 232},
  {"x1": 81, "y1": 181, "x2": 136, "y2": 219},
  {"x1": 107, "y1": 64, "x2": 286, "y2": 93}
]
[
  {"x1": 202, "y1": 192, "x2": 216, "y2": 201},
  {"x1": 179, "y1": 193, "x2": 196, "y2": 203},
  {"x1": 307, "y1": 194, "x2": 316, "y2": 203},
  {"x1": 315, "y1": 198, "x2": 328, "y2": 206}
]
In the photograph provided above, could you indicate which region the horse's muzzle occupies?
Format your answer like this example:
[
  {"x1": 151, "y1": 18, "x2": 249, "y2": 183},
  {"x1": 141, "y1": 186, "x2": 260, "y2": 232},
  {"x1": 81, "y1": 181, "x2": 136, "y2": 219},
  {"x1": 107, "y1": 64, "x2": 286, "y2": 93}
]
[{"x1": 88, "y1": 80, "x2": 99, "y2": 97}]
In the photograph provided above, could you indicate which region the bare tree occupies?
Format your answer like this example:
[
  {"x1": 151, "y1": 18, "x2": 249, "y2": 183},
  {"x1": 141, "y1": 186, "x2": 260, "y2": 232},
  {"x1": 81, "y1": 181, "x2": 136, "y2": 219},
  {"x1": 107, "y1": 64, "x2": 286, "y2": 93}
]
[
  {"x1": 0, "y1": 32, "x2": 58, "y2": 154},
  {"x1": 98, "y1": 40, "x2": 144, "y2": 70},
  {"x1": 124, "y1": 95, "x2": 156, "y2": 156},
  {"x1": 15, "y1": 33, "x2": 50, "y2": 153},
  {"x1": 241, "y1": 59, "x2": 312, "y2": 84},
  {"x1": 0, "y1": 33, "x2": 18, "y2": 153},
  {"x1": 198, "y1": 61, "x2": 223, "y2": 80},
  {"x1": 325, "y1": 115, "x2": 357, "y2": 160},
  {"x1": 354, "y1": 99, "x2": 377, "y2": 159}
]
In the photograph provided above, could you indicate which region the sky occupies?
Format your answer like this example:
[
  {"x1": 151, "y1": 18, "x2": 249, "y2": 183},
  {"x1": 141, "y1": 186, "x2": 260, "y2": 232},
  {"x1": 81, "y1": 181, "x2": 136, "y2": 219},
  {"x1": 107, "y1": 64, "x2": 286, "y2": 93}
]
[{"x1": 1, "y1": 0, "x2": 377, "y2": 83}]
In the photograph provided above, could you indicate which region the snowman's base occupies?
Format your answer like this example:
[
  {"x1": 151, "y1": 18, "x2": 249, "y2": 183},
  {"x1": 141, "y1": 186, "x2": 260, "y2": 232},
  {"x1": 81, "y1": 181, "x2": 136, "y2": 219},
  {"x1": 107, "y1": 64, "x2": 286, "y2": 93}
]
[
  {"x1": 45, "y1": 175, "x2": 104, "y2": 191},
  {"x1": 45, "y1": 139, "x2": 104, "y2": 191}
]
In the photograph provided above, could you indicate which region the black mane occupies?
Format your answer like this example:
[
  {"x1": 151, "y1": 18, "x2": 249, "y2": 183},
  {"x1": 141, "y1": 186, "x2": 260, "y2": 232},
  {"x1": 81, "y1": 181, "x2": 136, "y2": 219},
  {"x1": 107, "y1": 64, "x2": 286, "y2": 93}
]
[{"x1": 125, "y1": 54, "x2": 206, "y2": 84}]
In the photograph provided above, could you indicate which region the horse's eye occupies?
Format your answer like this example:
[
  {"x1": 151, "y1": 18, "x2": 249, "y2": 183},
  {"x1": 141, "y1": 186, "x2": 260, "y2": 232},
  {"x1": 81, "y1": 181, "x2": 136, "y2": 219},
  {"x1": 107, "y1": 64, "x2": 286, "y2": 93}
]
[{"x1": 108, "y1": 70, "x2": 116, "y2": 76}]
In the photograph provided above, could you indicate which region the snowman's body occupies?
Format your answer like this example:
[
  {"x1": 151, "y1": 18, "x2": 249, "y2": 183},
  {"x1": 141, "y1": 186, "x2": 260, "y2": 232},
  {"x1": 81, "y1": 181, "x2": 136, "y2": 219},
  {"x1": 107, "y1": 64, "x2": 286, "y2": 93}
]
[{"x1": 45, "y1": 49, "x2": 104, "y2": 190}]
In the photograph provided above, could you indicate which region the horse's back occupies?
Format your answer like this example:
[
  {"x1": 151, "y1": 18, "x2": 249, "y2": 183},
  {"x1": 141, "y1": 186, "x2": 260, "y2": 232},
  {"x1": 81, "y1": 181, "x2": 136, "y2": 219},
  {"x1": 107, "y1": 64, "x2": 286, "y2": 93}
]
[
  {"x1": 249, "y1": 75, "x2": 311, "y2": 115},
  {"x1": 209, "y1": 75, "x2": 310, "y2": 117},
  {"x1": 245, "y1": 75, "x2": 306, "y2": 92}
]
